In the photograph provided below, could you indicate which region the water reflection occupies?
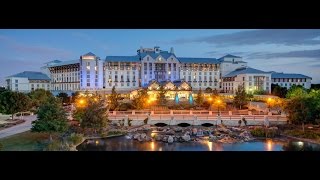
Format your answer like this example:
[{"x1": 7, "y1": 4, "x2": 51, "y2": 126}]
[
  {"x1": 266, "y1": 139, "x2": 273, "y2": 151},
  {"x1": 77, "y1": 136, "x2": 320, "y2": 151},
  {"x1": 207, "y1": 141, "x2": 213, "y2": 151},
  {"x1": 150, "y1": 141, "x2": 155, "y2": 151}
]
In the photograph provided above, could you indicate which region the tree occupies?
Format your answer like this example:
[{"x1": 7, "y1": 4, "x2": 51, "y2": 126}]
[
  {"x1": 132, "y1": 89, "x2": 149, "y2": 110},
  {"x1": 233, "y1": 85, "x2": 248, "y2": 109},
  {"x1": 271, "y1": 84, "x2": 288, "y2": 98},
  {"x1": 108, "y1": 86, "x2": 120, "y2": 110},
  {"x1": 157, "y1": 86, "x2": 167, "y2": 105},
  {"x1": 57, "y1": 92, "x2": 69, "y2": 104},
  {"x1": 80, "y1": 99, "x2": 108, "y2": 132},
  {"x1": 0, "y1": 91, "x2": 30, "y2": 120},
  {"x1": 196, "y1": 88, "x2": 204, "y2": 107},
  {"x1": 286, "y1": 84, "x2": 307, "y2": 99},
  {"x1": 28, "y1": 89, "x2": 53, "y2": 108},
  {"x1": 31, "y1": 97, "x2": 69, "y2": 140},
  {"x1": 285, "y1": 96, "x2": 316, "y2": 132},
  {"x1": 71, "y1": 92, "x2": 80, "y2": 103},
  {"x1": 205, "y1": 87, "x2": 212, "y2": 93}
]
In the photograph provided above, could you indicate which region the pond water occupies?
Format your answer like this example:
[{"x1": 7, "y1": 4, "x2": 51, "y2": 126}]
[{"x1": 77, "y1": 136, "x2": 320, "y2": 151}]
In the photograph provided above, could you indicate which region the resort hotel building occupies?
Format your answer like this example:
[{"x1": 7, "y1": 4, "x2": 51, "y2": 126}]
[{"x1": 5, "y1": 46, "x2": 312, "y2": 97}]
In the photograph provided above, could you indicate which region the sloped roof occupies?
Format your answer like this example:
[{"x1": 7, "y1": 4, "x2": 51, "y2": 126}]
[
  {"x1": 140, "y1": 51, "x2": 176, "y2": 60},
  {"x1": 83, "y1": 52, "x2": 96, "y2": 56},
  {"x1": 223, "y1": 67, "x2": 270, "y2": 78},
  {"x1": 271, "y1": 72, "x2": 312, "y2": 79},
  {"x1": 218, "y1": 54, "x2": 242, "y2": 60},
  {"x1": 178, "y1": 57, "x2": 221, "y2": 64},
  {"x1": 46, "y1": 60, "x2": 79, "y2": 67},
  {"x1": 9, "y1": 71, "x2": 50, "y2": 80}
]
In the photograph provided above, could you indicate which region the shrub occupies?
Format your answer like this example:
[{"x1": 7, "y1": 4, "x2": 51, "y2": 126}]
[
  {"x1": 251, "y1": 128, "x2": 265, "y2": 137},
  {"x1": 67, "y1": 133, "x2": 84, "y2": 145},
  {"x1": 45, "y1": 140, "x2": 70, "y2": 151},
  {"x1": 250, "y1": 127, "x2": 280, "y2": 138},
  {"x1": 107, "y1": 130, "x2": 125, "y2": 136},
  {"x1": 0, "y1": 143, "x2": 3, "y2": 150},
  {"x1": 285, "y1": 130, "x2": 320, "y2": 139}
]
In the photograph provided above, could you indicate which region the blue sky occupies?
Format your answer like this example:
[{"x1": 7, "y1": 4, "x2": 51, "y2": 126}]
[{"x1": 1, "y1": 29, "x2": 320, "y2": 85}]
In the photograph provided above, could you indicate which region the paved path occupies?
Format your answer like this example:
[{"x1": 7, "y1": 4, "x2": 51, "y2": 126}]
[{"x1": 0, "y1": 115, "x2": 37, "y2": 139}]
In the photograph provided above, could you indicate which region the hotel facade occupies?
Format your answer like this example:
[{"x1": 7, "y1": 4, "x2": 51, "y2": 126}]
[{"x1": 6, "y1": 46, "x2": 312, "y2": 95}]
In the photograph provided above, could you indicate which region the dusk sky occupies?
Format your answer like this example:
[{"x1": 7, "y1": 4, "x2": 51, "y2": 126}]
[{"x1": 1, "y1": 29, "x2": 320, "y2": 85}]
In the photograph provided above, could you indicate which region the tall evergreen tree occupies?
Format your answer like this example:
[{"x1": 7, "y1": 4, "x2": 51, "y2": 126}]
[
  {"x1": 108, "y1": 86, "x2": 120, "y2": 110},
  {"x1": 196, "y1": 88, "x2": 204, "y2": 106},
  {"x1": 157, "y1": 86, "x2": 167, "y2": 106},
  {"x1": 233, "y1": 85, "x2": 248, "y2": 109},
  {"x1": 31, "y1": 97, "x2": 69, "y2": 140},
  {"x1": 80, "y1": 99, "x2": 108, "y2": 132},
  {"x1": 132, "y1": 89, "x2": 149, "y2": 110}
]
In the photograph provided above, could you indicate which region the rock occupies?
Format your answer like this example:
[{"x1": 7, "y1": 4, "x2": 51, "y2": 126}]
[
  {"x1": 162, "y1": 136, "x2": 168, "y2": 142},
  {"x1": 174, "y1": 127, "x2": 183, "y2": 132},
  {"x1": 145, "y1": 136, "x2": 152, "y2": 141},
  {"x1": 155, "y1": 135, "x2": 162, "y2": 141},
  {"x1": 133, "y1": 133, "x2": 140, "y2": 140},
  {"x1": 166, "y1": 129, "x2": 175, "y2": 135},
  {"x1": 269, "y1": 127, "x2": 278, "y2": 130},
  {"x1": 192, "y1": 128, "x2": 198, "y2": 135},
  {"x1": 168, "y1": 136, "x2": 174, "y2": 143},
  {"x1": 140, "y1": 133, "x2": 147, "y2": 139},
  {"x1": 182, "y1": 135, "x2": 191, "y2": 141}
]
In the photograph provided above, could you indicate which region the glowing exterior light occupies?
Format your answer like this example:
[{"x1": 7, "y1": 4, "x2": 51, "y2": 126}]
[
  {"x1": 79, "y1": 99, "x2": 85, "y2": 104},
  {"x1": 208, "y1": 98, "x2": 212, "y2": 101},
  {"x1": 217, "y1": 100, "x2": 221, "y2": 104}
]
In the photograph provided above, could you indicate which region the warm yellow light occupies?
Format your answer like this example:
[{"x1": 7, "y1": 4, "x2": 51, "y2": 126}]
[
  {"x1": 208, "y1": 98, "x2": 212, "y2": 101},
  {"x1": 95, "y1": 140, "x2": 99, "y2": 145},
  {"x1": 94, "y1": 98, "x2": 98, "y2": 102},
  {"x1": 79, "y1": 99, "x2": 85, "y2": 104},
  {"x1": 267, "y1": 98, "x2": 272, "y2": 102},
  {"x1": 217, "y1": 100, "x2": 221, "y2": 104},
  {"x1": 207, "y1": 141, "x2": 213, "y2": 151},
  {"x1": 150, "y1": 141, "x2": 155, "y2": 151},
  {"x1": 267, "y1": 140, "x2": 273, "y2": 151}
]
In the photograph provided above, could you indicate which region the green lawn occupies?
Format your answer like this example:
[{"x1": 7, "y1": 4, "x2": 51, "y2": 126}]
[{"x1": 0, "y1": 131, "x2": 60, "y2": 151}]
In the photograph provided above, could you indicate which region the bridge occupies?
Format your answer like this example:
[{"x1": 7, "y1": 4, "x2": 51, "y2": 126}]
[{"x1": 107, "y1": 110, "x2": 287, "y2": 126}]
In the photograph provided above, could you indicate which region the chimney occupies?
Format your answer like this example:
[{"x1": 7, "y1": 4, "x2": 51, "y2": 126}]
[{"x1": 170, "y1": 47, "x2": 174, "y2": 54}]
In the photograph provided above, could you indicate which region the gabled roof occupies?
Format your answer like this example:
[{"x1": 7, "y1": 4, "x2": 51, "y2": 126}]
[
  {"x1": 46, "y1": 60, "x2": 79, "y2": 67},
  {"x1": 44, "y1": 60, "x2": 62, "y2": 64},
  {"x1": 271, "y1": 72, "x2": 312, "y2": 79},
  {"x1": 83, "y1": 52, "x2": 96, "y2": 56},
  {"x1": 218, "y1": 54, "x2": 242, "y2": 60},
  {"x1": 178, "y1": 57, "x2": 221, "y2": 64},
  {"x1": 140, "y1": 51, "x2": 176, "y2": 60},
  {"x1": 105, "y1": 55, "x2": 140, "y2": 62},
  {"x1": 8, "y1": 71, "x2": 50, "y2": 80},
  {"x1": 223, "y1": 67, "x2": 270, "y2": 78}
]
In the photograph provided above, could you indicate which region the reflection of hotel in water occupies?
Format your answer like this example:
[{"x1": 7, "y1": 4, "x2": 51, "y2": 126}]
[{"x1": 6, "y1": 46, "x2": 312, "y2": 95}]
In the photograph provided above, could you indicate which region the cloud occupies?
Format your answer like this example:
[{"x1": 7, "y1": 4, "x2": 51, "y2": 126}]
[
  {"x1": 173, "y1": 29, "x2": 320, "y2": 46},
  {"x1": 246, "y1": 49, "x2": 320, "y2": 59}
]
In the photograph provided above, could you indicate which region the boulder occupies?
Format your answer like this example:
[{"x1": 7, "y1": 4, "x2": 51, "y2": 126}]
[
  {"x1": 140, "y1": 133, "x2": 147, "y2": 139},
  {"x1": 166, "y1": 129, "x2": 175, "y2": 135},
  {"x1": 174, "y1": 127, "x2": 183, "y2": 132},
  {"x1": 182, "y1": 135, "x2": 191, "y2": 141},
  {"x1": 133, "y1": 133, "x2": 140, "y2": 140},
  {"x1": 192, "y1": 128, "x2": 198, "y2": 135},
  {"x1": 168, "y1": 136, "x2": 174, "y2": 143}
]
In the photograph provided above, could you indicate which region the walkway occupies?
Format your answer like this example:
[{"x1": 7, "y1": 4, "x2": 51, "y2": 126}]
[{"x1": 0, "y1": 115, "x2": 37, "y2": 139}]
